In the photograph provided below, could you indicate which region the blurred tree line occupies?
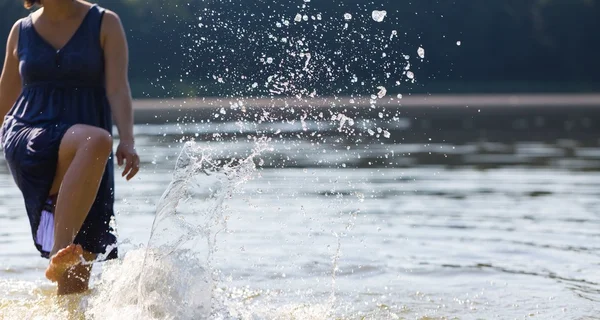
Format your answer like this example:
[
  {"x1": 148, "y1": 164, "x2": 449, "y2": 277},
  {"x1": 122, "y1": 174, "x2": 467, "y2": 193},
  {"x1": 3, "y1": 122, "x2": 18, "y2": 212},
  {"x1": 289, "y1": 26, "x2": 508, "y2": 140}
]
[{"x1": 1, "y1": 0, "x2": 599, "y2": 98}]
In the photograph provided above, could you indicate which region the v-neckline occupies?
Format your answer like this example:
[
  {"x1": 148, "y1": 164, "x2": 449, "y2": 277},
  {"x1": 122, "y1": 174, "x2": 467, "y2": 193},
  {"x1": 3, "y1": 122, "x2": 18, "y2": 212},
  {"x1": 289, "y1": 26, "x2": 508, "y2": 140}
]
[{"x1": 30, "y1": 4, "x2": 96, "y2": 53}]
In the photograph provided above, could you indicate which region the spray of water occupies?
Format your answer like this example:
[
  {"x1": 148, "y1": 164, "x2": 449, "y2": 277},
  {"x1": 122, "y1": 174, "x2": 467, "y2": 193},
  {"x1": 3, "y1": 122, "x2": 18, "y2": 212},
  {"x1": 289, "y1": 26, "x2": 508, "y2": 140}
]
[{"x1": 84, "y1": 138, "x2": 271, "y2": 319}]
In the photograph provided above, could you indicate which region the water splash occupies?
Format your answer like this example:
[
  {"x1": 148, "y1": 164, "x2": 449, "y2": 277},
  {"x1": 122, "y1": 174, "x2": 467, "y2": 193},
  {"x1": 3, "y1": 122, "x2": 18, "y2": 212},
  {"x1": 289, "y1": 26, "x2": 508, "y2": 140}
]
[
  {"x1": 78, "y1": 136, "x2": 369, "y2": 320},
  {"x1": 85, "y1": 139, "x2": 272, "y2": 319}
]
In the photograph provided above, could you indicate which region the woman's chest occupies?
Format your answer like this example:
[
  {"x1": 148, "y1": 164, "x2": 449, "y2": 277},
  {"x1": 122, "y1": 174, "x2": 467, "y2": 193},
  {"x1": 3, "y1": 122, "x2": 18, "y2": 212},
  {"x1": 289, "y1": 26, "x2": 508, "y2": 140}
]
[{"x1": 19, "y1": 38, "x2": 104, "y2": 84}]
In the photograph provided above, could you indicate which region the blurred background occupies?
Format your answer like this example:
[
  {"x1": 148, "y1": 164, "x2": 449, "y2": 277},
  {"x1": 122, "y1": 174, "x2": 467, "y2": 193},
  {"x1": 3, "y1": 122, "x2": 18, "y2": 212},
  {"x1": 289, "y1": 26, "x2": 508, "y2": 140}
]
[{"x1": 2, "y1": 0, "x2": 599, "y2": 98}]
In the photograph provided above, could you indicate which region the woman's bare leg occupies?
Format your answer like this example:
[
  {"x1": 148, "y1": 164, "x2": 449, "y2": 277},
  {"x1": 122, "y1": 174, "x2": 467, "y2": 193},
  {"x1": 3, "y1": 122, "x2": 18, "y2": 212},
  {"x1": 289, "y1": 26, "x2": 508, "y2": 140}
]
[{"x1": 44, "y1": 124, "x2": 112, "y2": 291}]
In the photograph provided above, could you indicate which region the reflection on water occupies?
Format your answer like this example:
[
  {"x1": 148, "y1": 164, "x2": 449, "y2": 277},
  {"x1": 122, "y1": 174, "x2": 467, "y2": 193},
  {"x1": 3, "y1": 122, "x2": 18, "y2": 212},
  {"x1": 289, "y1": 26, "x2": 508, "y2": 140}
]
[{"x1": 1, "y1": 123, "x2": 599, "y2": 319}]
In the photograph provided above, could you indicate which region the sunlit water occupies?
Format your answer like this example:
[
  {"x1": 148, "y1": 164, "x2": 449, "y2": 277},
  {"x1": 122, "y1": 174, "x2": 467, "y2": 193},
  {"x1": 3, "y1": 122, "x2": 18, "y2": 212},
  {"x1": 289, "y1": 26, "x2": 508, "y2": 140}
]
[{"x1": 1, "y1": 121, "x2": 600, "y2": 319}]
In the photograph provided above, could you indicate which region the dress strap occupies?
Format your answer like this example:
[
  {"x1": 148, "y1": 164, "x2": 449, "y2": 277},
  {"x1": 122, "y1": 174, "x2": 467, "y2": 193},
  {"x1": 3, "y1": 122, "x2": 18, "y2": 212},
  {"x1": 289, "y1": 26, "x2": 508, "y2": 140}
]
[
  {"x1": 86, "y1": 4, "x2": 106, "y2": 31},
  {"x1": 76, "y1": 4, "x2": 106, "y2": 49}
]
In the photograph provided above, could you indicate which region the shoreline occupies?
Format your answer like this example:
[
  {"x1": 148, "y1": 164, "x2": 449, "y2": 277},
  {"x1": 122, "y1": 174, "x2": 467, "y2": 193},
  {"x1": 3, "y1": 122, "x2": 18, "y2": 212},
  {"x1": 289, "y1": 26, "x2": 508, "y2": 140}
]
[
  {"x1": 133, "y1": 93, "x2": 600, "y2": 112},
  {"x1": 131, "y1": 93, "x2": 600, "y2": 143},
  {"x1": 133, "y1": 93, "x2": 600, "y2": 123}
]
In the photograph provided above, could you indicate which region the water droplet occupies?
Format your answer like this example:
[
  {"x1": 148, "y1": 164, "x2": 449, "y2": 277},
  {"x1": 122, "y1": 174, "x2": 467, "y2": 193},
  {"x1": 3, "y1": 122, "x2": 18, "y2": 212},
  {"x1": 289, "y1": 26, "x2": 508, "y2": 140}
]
[
  {"x1": 372, "y1": 10, "x2": 387, "y2": 22},
  {"x1": 344, "y1": 13, "x2": 352, "y2": 21},
  {"x1": 417, "y1": 47, "x2": 425, "y2": 59},
  {"x1": 456, "y1": 41, "x2": 462, "y2": 46},
  {"x1": 397, "y1": 94, "x2": 403, "y2": 99},
  {"x1": 376, "y1": 86, "x2": 387, "y2": 98},
  {"x1": 406, "y1": 71, "x2": 415, "y2": 79},
  {"x1": 294, "y1": 14, "x2": 302, "y2": 22}
]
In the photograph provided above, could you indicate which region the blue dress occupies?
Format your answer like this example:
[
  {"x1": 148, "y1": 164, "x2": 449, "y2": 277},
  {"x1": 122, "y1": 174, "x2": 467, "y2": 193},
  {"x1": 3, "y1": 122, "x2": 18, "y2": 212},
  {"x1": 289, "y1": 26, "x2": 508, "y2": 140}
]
[{"x1": 0, "y1": 4, "x2": 117, "y2": 260}]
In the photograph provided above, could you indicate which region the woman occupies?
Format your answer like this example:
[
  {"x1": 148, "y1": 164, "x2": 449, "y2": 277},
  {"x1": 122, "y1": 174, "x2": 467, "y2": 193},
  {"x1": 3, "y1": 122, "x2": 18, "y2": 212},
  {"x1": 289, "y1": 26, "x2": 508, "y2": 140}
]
[{"x1": 0, "y1": 0, "x2": 138, "y2": 295}]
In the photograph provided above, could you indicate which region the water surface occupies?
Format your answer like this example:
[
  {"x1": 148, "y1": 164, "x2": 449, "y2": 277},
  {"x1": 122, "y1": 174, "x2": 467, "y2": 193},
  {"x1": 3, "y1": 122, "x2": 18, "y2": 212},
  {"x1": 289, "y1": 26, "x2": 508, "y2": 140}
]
[{"x1": 1, "y1": 123, "x2": 599, "y2": 319}]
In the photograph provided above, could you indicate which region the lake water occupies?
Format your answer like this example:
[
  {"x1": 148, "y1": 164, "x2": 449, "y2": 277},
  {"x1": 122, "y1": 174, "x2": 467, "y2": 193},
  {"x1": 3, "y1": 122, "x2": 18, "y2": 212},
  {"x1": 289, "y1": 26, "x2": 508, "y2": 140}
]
[{"x1": 1, "y1": 121, "x2": 600, "y2": 319}]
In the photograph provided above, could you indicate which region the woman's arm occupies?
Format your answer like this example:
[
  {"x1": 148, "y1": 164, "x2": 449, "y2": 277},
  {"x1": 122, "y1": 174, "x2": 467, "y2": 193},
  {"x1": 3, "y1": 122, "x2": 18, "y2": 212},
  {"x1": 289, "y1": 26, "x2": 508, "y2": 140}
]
[
  {"x1": 0, "y1": 20, "x2": 23, "y2": 128},
  {"x1": 101, "y1": 11, "x2": 139, "y2": 180}
]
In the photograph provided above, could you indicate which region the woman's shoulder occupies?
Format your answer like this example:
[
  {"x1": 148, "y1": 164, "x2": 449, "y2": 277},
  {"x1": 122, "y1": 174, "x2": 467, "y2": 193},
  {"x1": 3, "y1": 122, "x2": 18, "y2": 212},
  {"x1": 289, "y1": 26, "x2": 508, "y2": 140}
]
[
  {"x1": 81, "y1": 1, "x2": 117, "y2": 20},
  {"x1": 8, "y1": 17, "x2": 28, "y2": 40},
  {"x1": 98, "y1": 6, "x2": 126, "y2": 49},
  {"x1": 12, "y1": 16, "x2": 30, "y2": 30},
  {"x1": 81, "y1": 1, "x2": 115, "y2": 21},
  {"x1": 99, "y1": 7, "x2": 122, "y2": 24},
  {"x1": 99, "y1": 7, "x2": 124, "y2": 34},
  {"x1": 5, "y1": 18, "x2": 27, "y2": 55}
]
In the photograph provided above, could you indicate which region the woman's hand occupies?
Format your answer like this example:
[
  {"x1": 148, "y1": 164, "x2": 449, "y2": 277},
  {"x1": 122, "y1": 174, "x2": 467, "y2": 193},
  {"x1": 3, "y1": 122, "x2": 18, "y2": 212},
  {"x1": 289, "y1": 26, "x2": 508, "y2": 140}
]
[{"x1": 116, "y1": 140, "x2": 139, "y2": 180}]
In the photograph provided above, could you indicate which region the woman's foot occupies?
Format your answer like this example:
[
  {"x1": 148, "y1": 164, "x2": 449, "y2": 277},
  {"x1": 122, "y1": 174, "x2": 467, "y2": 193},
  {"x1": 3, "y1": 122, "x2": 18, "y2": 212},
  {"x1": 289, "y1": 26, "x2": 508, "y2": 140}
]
[{"x1": 45, "y1": 244, "x2": 83, "y2": 282}]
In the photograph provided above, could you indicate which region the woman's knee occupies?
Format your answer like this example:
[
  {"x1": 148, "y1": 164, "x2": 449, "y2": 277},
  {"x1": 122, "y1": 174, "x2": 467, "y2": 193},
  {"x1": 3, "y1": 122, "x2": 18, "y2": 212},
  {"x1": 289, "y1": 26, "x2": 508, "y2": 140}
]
[
  {"x1": 85, "y1": 130, "x2": 112, "y2": 156},
  {"x1": 66, "y1": 124, "x2": 113, "y2": 157}
]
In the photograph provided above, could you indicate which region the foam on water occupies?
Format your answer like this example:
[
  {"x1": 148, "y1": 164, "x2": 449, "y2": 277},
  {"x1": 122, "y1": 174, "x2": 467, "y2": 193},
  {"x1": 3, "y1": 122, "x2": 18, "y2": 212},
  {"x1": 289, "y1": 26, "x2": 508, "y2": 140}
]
[
  {"x1": 0, "y1": 280, "x2": 67, "y2": 320},
  {"x1": 0, "y1": 251, "x2": 340, "y2": 320}
]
